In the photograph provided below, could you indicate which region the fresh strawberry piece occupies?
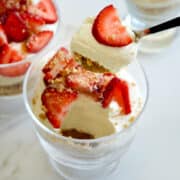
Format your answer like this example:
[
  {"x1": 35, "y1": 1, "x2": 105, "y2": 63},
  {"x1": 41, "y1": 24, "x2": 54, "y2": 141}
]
[
  {"x1": 0, "y1": 44, "x2": 12, "y2": 64},
  {"x1": 41, "y1": 87, "x2": 78, "y2": 128},
  {"x1": 0, "y1": 2, "x2": 6, "y2": 16},
  {"x1": 3, "y1": 11, "x2": 29, "y2": 42},
  {"x1": 66, "y1": 71, "x2": 114, "y2": 99},
  {"x1": 43, "y1": 48, "x2": 79, "y2": 84},
  {"x1": 0, "y1": 25, "x2": 7, "y2": 47},
  {"x1": 29, "y1": 0, "x2": 57, "y2": 24},
  {"x1": 10, "y1": 49, "x2": 24, "y2": 62},
  {"x1": 102, "y1": 77, "x2": 131, "y2": 114},
  {"x1": 21, "y1": 12, "x2": 45, "y2": 32},
  {"x1": 26, "y1": 30, "x2": 53, "y2": 53},
  {"x1": 92, "y1": 5, "x2": 133, "y2": 47},
  {"x1": 0, "y1": 61, "x2": 30, "y2": 77}
]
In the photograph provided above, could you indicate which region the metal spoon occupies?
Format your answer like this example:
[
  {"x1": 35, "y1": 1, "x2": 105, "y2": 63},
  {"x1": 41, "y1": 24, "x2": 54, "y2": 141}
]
[{"x1": 135, "y1": 16, "x2": 180, "y2": 41}]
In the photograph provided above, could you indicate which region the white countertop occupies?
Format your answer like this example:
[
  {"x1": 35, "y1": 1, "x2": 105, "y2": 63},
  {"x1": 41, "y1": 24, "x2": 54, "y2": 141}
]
[{"x1": 0, "y1": 1, "x2": 180, "y2": 180}]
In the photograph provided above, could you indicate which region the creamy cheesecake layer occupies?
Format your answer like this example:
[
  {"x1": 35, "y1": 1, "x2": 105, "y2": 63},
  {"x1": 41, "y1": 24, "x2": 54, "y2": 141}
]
[
  {"x1": 32, "y1": 70, "x2": 143, "y2": 139},
  {"x1": 71, "y1": 17, "x2": 137, "y2": 73}
]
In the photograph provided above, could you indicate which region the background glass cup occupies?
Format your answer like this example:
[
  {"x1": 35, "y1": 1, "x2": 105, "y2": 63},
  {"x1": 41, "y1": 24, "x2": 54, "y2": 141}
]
[
  {"x1": 125, "y1": 0, "x2": 180, "y2": 53},
  {"x1": 0, "y1": 0, "x2": 62, "y2": 130},
  {"x1": 23, "y1": 34, "x2": 149, "y2": 179}
]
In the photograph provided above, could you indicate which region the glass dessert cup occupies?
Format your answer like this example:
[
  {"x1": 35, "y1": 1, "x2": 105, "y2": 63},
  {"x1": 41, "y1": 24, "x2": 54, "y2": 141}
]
[
  {"x1": 0, "y1": 0, "x2": 62, "y2": 128},
  {"x1": 125, "y1": 0, "x2": 180, "y2": 53},
  {"x1": 23, "y1": 44, "x2": 149, "y2": 180}
]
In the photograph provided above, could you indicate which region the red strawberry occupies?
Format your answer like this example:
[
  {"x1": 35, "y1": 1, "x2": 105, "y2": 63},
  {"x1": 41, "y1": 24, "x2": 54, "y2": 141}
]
[
  {"x1": 102, "y1": 77, "x2": 131, "y2": 115},
  {"x1": 29, "y1": 0, "x2": 58, "y2": 24},
  {"x1": 21, "y1": 12, "x2": 45, "y2": 33},
  {"x1": 43, "y1": 48, "x2": 79, "y2": 84},
  {"x1": 41, "y1": 88, "x2": 78, "y2": 128},
  {"x1": 66, "y1": 70, "x2": 114, "y2": 99},
  {"x1": 26, "y1": 30, "x2": 53, "y2": 53},
  {"x1": 10, "y1": 49, "x2": 24, "y2": 62},
  {"x1": 0, "y1": 24, "x2": 7, "y2": 46},
  {"x1": 92, "y1": 5, "x2": 133, "y2": 47},
  {"x1": 3, "y1": 11, "x2": 29, "y2": 42},
  {"x1": 0, "y1": 44, "x2": 12, "y2": 64},
  {"x1": 0, "y1": 61, "x2": 30, "y2": 77}
]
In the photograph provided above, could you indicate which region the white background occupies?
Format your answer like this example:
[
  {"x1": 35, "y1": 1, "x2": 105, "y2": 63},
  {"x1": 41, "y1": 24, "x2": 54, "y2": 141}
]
[{"x1": 0, "y1": 0, "x2": 180, "y2": 180}]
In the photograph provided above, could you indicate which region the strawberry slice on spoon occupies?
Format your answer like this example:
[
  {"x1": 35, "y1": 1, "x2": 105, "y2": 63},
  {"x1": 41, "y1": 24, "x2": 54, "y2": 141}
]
[{"x1": 92, "y1": 5, "x2": 133, "y2": 47}]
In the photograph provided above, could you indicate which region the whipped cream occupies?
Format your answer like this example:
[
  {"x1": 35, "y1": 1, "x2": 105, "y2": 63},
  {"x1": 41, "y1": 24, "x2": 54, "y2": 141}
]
[{"x1": 71, "y1": 17, "x2": 137, "y2": 73}]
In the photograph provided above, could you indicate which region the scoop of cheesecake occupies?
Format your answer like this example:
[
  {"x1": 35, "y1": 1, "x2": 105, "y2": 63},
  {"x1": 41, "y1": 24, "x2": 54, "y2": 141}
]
[
  {"x1": 61, "y1": 94, "x2": 115, "y2": 139},
  {"x1": 71, "y1": 17, "x2": 137, "y2": 73}
]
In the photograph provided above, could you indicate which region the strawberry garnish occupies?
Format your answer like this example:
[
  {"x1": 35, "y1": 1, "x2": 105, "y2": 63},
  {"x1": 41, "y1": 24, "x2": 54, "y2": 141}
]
[
  {"x1": 0, "y1": 45, "x2": 29, "y2": 77},
  {"x1": 0, "y1": 24, "x2": 7, "y2": 46},
  {"x1": 26, "y1": 30, "x2": 53, "y2": 53},
  {"x1": 0, "y1": 61, "x2": 30, "y2": 77},
  {"x1": 66, "y1": 70, "x2": 114, "y2": 99},
  {"x1": 21, "y1": 12, "x2": 45, "y2": 33},
  {"x1": 0, "y1": 44, "x2": 12, "y2": 64},
  {"x1": 92, "y1": 5, "x2": 133, "y2": 47},
  {"x1": 43, "y1": 48, "x2": 79, "y2": 84},
  {"x1": 3, "y1": 11, "x2": 29, "y2": 42},
  {"x1": 29, "y1": 0, "x2": 58, "y2": 24},
  {"x1": 102, "y1": 77, "x2": 131, "y2": 115},
  {"x1": 41, "y1": 88, "x2": 78, "y2": 128}
]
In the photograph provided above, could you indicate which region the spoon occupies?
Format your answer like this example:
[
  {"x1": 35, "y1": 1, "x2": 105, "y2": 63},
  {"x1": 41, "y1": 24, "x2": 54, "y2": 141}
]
[{"x1": 135, "y1": 16, "x2": 180, "y2": 41}]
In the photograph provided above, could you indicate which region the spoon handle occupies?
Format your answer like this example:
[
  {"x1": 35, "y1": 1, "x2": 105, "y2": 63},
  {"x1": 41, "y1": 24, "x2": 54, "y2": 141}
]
[
  {"x1": 148, "y1": 16, "x2": 180, "y2": 34},
  {"x1": 135, "y1": 17, "x2": 180, "y2": 40}
]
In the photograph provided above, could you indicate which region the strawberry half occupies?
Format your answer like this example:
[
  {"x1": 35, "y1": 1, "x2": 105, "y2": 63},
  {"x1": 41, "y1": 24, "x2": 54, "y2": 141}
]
[
  {"x1": 41, "y1": 87, "x2": 78, "y2": 128},
  {"x1": 102, "y1": 77, "x2": 131, "y2": 115},
  {"x1": 92, "y1": 5, "x2": 133, "y2": 47},
  {"x1": 26, "y1": 30, "x2": 53, "y2": 53},
  {"x1": 3, "y1": 11, "x2": 29, "y2": 42},
  {"x1": 0, "y1": 24, "x2": 7, "y2": 46},
  {"x1": 29, "y1": 0, "x2": 58, "y2": 24}
]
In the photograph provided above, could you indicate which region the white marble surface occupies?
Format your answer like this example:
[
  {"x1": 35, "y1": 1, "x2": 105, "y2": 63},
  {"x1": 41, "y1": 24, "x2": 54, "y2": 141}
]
[{"x1": 0, "y1": 0, "x2": 180, "y2": 180}]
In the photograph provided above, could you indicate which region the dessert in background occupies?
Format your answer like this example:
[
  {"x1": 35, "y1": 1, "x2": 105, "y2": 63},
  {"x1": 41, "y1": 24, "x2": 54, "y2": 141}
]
[{"x1": 0, "y1": 0, "x2": 58, "y2": 95}]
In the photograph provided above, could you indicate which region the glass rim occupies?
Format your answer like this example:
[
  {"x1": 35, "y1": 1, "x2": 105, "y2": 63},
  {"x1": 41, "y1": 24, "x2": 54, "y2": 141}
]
[
  {"x1": 23, "y1": 52, "x2": 149, "y2": 144},
  {"x1": 0, "y1": 0, "x2": 61, "y2": 68}
]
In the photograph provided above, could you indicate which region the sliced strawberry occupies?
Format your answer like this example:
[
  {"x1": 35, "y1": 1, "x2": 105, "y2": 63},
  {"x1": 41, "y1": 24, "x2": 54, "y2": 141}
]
[
  {"x1": 3, "y1": 11, "x2": 29, "y2": 42},
  {"x1": 102, "y1": 77, "x2": 131, "y2": 115},
  {"x1": 21, "y1": 12, "x2": 45, "y2": 33},
  {"x1": 66, "y1": 70, "x2": 114, "y2": 99},
  {"x1": 0, "y1": 24, "x2": 7, "y2": 46},
  {"x1": 92, "y1": 5, "x2": 133, "y2": 47},
  {"x1": 0, "y1": 61, "x2": 30, "y2": 77},
  {"x1": 26, "y1": 30, "x2": 53, "y2": 53},
  {"x1": 43, "y1": 47, "x2": 79, "y2": 84},
  {"x1": 41, "y1": 87, "x2": 78, "y2": 128},
  {"x1": 0, "y1": 44, "x2": 12, "y2": 64},
  {"x1": 29, "y1": 0, "x2": 58, "y2": 24}
]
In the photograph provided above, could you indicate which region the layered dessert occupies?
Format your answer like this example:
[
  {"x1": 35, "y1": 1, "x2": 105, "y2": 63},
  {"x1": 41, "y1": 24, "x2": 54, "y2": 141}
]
[
  {"x1": 0, "y1": 0, "x2": 58, "y2": 95},
  {"x1": 127, "y1": 0, "x2": 180, "y2": 23},
  {"x1": 32, "y1": 5, "x2": 143, "y2": 139}
]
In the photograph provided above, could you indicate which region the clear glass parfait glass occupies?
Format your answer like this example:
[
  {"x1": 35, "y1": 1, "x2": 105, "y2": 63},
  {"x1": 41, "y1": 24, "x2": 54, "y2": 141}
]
[{"x1": 23, "y1": 33, "x2": 149, "y2": 179}]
